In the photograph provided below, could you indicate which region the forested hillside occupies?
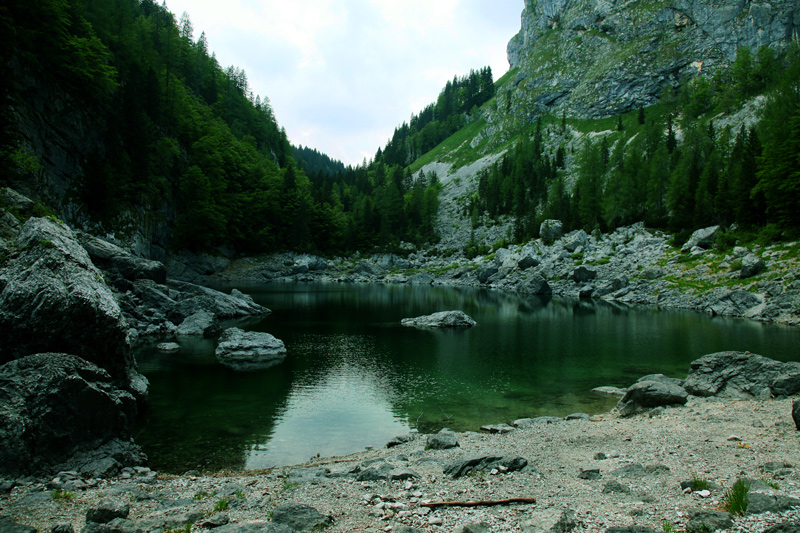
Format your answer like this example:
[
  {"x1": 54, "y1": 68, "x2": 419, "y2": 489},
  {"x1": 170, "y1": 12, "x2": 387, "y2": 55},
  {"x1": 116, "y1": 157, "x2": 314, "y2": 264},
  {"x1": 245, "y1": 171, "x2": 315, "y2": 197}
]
[{"x1": 0, "y1": 0, "x2": 465, "y2": 255}]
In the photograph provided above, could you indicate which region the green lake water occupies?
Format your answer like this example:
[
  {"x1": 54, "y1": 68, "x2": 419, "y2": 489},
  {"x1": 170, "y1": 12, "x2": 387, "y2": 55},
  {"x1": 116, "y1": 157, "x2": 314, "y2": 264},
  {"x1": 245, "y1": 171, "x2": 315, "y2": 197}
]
[{"x1": 133, "y1": 282, "x2": 800, "y2": 473}]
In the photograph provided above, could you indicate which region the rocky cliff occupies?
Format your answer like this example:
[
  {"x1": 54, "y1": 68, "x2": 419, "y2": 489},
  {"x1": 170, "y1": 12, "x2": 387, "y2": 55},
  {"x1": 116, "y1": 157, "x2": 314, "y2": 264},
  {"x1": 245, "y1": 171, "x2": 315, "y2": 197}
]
[{"x1": 503, "y1": 0, "x2": 798, "y2": 119}]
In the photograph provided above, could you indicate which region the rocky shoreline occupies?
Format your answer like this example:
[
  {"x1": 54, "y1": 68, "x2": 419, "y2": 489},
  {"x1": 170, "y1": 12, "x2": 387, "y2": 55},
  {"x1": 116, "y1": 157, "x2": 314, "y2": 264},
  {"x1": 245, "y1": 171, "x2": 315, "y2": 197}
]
[
  {"x1": 1, "y1": 352, "x2": 800, "y2": 533},
  {"x1": 168, "y1": 222, "x2": 800, "y2": 330}
]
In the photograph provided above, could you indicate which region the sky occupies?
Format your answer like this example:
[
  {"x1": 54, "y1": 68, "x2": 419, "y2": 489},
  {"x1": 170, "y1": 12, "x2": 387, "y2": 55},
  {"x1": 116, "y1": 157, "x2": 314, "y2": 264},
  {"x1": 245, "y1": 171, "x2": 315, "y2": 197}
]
[{"x1": 162, "y1": 0, "x2": 524, "y2": 166}]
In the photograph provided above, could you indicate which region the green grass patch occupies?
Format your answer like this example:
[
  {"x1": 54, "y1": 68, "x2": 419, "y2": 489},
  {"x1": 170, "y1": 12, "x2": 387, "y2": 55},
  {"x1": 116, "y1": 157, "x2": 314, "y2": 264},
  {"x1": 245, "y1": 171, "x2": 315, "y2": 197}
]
[
  {"x1": 723, "y1": 478, "x2": 750, "y2": 516},
  {"x1": 51, "y1": 489, "x2": 75, "y2": 501}
]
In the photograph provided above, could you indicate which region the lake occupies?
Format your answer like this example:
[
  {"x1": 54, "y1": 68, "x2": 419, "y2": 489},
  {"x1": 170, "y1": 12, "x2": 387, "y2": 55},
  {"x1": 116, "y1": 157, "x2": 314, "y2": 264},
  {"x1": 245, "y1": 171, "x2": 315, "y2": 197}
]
[{"x1": 133, "y1": 282, "x2": 800, "y2": 473}]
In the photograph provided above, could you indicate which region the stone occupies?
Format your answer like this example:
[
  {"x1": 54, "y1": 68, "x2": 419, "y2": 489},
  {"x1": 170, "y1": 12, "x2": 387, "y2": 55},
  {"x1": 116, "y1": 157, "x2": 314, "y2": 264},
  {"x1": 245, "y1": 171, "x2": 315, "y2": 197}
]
[
  {"x1": 215, "y1": 327, "x2": 287, "y2": 371},
  {"x1": 762, "y1": 523, "x2": 800, "y2": 533},
  {"x1": 565, "y1": 413, "x2": 590, "y2": 421},
  {"x1": 0, "y1": 218, "x2": 135, "y2": 386},
  {"x1": 444, "y1": 455, "x2": 527, "y2": 478},
  {"x1": 480, "y1": 424, "x2": 515, "y2": 434},
  {"x1": 213, "y1": 522, "x2": 292, "y2": 533},
  {"x1": 687, "y1": 510, "x2": 733, "y2": 532},
  {"x1": 166, "y1": 280, "x2": 270, "y2": 321},
  {"x1": 748, "y1": 489, "x2": 800, "y2": 514},
  {"x1": 643, "y1": 266, "x2": 664, "y2": 280},
  {"x1": 518, "y1": 254, "x2": 540, "y2": 269},
  {"x1": 156, "y1": 342, "x2": 181, "y2": 354},
  {"x1": 604, "y1": 528, "x2": 660, "y2": 533},
  {"x1": 476, "y1": 264, "x2": 499, "y2": 284},
  {"x1": 591, "y1": 386, "x2": 626, "y2": 397},
  {"x1": 514, "y1": 416, "x2": 563, "y2": 428},
  {"x1": 539, "y1": 220, "x2": 563, "y2": 244},
  {"x1": 572, "y1": 265, "x2": 597, "y2": 283},
  {"x1": 175, "y1": 311, "x2": 221, "y2": 337},
  {"x1": 610, "y1": 464, "x2": 647, "y2": 478},
  {"x1": 455, "y1": 522, "x2": 490, "y2": 533},
  {"x1": 579, "y1": 468, "x2": 601, "y2": 480},
  {"x1": 426, "y1": 429, "x2": 460, "y2": 450},
  {"x1": 0, "y1": 354, "x2": 142, "y2": 477},
  {"x1": 0, "y1": 519, "x2": 36, "y2": 533},
  {"x1": 79, "y1": 234, "x2": 167, "y2": 284},
  {"x1": 271, "y1": 503, "x2": 333, "y2": 532},
  {"x1": 519, "y1": 274, "x2": 552, "y2": 295},
  {"x1": 563, "y1": 230, "x2": 588, "y2": 252},
  {"x1": 740, "y1": 254, "x2": 766, "y2": 279},
  {"x1": 616, "y1": 380, "x2": 688, "y2": 417},
  {"x1": 386, "y1": 433, "x2": 417, "y2": 448},
  {"x1": 602, "y1": 481, "x2": 630, "y2": 493},
  {"x1": 86, "y1": 500, "x2": 130, "y2": 524},
  {"x1": 681, "y1": 225, "x2": 720, "y2": 252},
  {"x1": 636, "y1": 374, "x2": 683, "y2": 387},
  {"x1": 401, "y1": 310, "x2": 476, "y2": 328},
  {"x1": 389, "y1": 468, "x2": 419, "y2": 481},
  {"x1": 793, "y1": 400, "x2": 800, "y2": 431},
  {"x1": 52, "y1": 523, "x2": 74, "y2": 533},
  {"x1": 683, "y1": 351, "x2": 800, "y2": 399}
]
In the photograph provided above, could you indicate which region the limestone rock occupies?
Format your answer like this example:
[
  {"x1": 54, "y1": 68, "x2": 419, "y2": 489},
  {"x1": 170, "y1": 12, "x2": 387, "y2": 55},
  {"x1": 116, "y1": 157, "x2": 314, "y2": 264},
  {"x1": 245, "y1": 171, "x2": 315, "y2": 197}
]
[
  {"x1": 519, "y1": 274, "x2": 552, "y2": 295},
  {"x1": 79, "y1": 234, "x2": 166, "y2": 284},
  {"x1": 539, "y1": 219, "x2": 563, "y2": 244},
  {"x1": 0, "y1": 218, "x2": 135, "y2": 385},
  {"x1": 271, "y1": 503, "x2": 333, "y2": 532},
  {"x1": 401, "y1": 310, "x2": 476, "y2": 328},
  {"x1": 86, "y1": 499, "x2": 130, "y2": 524},
  {"x1": 682, "y1": 226, "x2": 720, "y2": 253},
  {"x1": 444, "y1": 455, "x2": 527, "y2": 478},
  {"x1": 175, "y1": 311, "x2": 221, "y2": 337},
  {"x1": 687, "y1": 510, "x2": 733, "y2": 532},
  {"x1": 740, "y1": 254, "x2": 766, "y2": 279},
  {"x1": 683, "y1": 351, "x2": 800, "y2": 399},
  {"x1": 0, "y1": 353, "x2": 142, "y2": 477},
  {"x1": 616, "y1": 380, "x2": 688, "y2": 417},
  {"x1": 572, "y1": 265, "x2": 597, "y2": 283},
  {"x1": 215, "y1": 327, "x2": 287, "y2": 371},
  {"x1": 426, "y1": 428, "x2": 460, "y2": 450}
]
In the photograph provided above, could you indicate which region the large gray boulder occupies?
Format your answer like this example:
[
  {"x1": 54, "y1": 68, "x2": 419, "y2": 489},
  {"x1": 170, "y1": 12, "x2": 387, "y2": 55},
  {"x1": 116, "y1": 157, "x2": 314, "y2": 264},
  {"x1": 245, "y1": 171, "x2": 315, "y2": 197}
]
[
  {"x1": 79, "y1": 234, "x2": 167, "y2": 284},
  {"x1": 572, "y1": 265, "x2": 597, "y2": 283},
  {"x1": 215, "y1": 327, "x2": 287, "y2": 371},
  {"x1": 166, "y1": 281, "x2": 269, "y2": 321},
  {"x1": 175, "y1": 311, "x2": 221, "y2": 337},
  {"x1": 740, "y1": 254, "x2": 766, "y2": 279},
  {"x1": 519, "y1": 274, "x2": 552, "y2": 295},
  {"x1": 681, "y1": 225, "x2": 720, "y2": 252},
  {"x1": 539, "y1": 219, "x2": 563, "y2": 244},
  {"x1": 271, "y1": 503, "x2": 332, "y2": 532},
  {"x1": 683, "y1": 351, "x2": 800, "y2": 399},
  {"x1": 401, "y1": 310, "x2": 477, "y2": 328},
  {"x1": 0, "y1": 353, "x2": 144, "y2": 477},
  {"x1": 616, "y1": 380, "x2": 688, "y2": 417},
  {"x1": 0, "y1": 218, "x2": 136, "y2": 386}
]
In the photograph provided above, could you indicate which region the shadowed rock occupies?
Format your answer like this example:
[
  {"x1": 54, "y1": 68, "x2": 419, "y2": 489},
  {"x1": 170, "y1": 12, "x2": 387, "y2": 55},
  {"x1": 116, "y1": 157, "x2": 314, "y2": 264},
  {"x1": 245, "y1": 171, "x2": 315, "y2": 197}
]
[
  {"x1": 616, "y1": 380, "x2": 688, "y2": 417},
  {"x1": 215, "y1": 327, "x2": 287, "y2": 371}
]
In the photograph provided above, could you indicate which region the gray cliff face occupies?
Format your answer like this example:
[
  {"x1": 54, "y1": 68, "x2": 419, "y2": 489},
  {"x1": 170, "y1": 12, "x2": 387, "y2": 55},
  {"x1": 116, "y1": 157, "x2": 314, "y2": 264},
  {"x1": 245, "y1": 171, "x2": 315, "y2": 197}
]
[{"x1": 504, "y1": 0, "x2": 798, "y2": 118}]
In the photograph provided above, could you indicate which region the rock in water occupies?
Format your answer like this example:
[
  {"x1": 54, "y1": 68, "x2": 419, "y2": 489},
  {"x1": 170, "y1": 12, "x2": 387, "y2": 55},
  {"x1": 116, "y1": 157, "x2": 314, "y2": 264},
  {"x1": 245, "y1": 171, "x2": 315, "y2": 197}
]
[
  {"x1": 0, "y1": 353, "x2": 142, "y2": 477},
  {"x1": 401, "y1": 310, "x2": 477, "y2": 328},
  {"x1": 215, "y1": 327, "x2": 287, "y2": 371},
  {"x1": 0, "y1": 218, "x2": 136, "y2": 387}
]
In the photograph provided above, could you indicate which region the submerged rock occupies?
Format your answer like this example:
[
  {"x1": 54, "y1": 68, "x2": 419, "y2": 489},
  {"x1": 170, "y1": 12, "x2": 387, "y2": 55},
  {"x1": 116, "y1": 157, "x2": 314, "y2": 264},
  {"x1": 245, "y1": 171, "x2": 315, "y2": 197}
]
[
  {"x1": 401, "y1": 310, "x2": 476, "y2": 328},
  {"x1": 215, "y1": 327, "x2": 287, "y2": 371}
]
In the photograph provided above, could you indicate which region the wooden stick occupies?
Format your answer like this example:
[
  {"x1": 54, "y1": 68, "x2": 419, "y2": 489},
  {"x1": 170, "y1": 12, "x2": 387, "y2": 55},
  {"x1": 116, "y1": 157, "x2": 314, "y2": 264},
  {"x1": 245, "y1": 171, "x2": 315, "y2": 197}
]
[{"x1": 421, "y1": 497, "x2": 536, "y2": 508}]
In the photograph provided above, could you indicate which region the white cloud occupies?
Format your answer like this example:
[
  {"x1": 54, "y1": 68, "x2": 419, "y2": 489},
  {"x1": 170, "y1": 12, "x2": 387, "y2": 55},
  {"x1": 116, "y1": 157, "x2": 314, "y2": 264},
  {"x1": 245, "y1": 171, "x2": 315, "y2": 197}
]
[{"x1": 163, "y1": 0, "x2": 523, "y2": 165}]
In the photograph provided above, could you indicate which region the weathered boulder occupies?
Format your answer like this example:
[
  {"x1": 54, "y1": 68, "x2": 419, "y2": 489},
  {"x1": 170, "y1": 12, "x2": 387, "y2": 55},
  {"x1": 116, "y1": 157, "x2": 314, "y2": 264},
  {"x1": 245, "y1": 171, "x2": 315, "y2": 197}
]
[
  {"x1": 748, "y1": 488, "x2": 800, "y2": 515},
  {"x1": 563, "y1": 230, "x2": 588, "y2": 252},
  {"x1": 79, "y1": 234, "x2": 167, "y2": 284},
  {"x1": 476, "y1": 264, "x2": 498, "y2": 284},
  {"x1": 401, "y1": 310, "x2": 476, "y2": 328},
  {"x1": 215, "y1": 327, "x2": 287, "y2": 371},
  {"x1": 572, "y1": 265, "x2": 597, "y2": 283},
  {"x1": 156, "y1": 342, "x2": 181, "y2": 354},
  {"x1": 86, "y1": 499, "x2": 130, "y2": 524},
  {"x1": 175, "y1": 311, "x2": 221, "y2": 337},
  {"x1": 703, "y1": 289, "x2": 764, "y2": 317},
  {"x1": 168, "y1": 282, "x2": 269, "y2": 321},
  {"x1": 616, "y1": 380, "x2": 688, "y2": 417},
  {"x1": 0, "y1": 353, "x2": 143, "y2": 477},
  {"x1": 518, "y1": 253, "x2": 540, "y2": 270},
  {"x1": 519, "y1": 274, "x2": 552, "y2": 295},
  {"x1": 539, "y1": 219, "x2": 563, "y2": 244},
  {"x1": 271, "y1": 503, "x2": 333, "y2": 532},
  {"x1": 740, "y1": 254, "x2": 766, "y2": 279},
  {"x1": 681, "y1": 225, "x2": 720, "y2": 252},
  {"x1": 683, "y1": 351, "x2": 800, "y2": 399},
  {"x1": 426, "y1": 428, "x2": 460, "y2": 450},
  {"x1": 687, "y1": 510, "x2": 733, "y2": 532},
  {"x1": 793, "y1": 400, "x2": 800, "y2": 431},
  {"x1": 0, "y1": 218, "x2": 136, "y2": 386}
]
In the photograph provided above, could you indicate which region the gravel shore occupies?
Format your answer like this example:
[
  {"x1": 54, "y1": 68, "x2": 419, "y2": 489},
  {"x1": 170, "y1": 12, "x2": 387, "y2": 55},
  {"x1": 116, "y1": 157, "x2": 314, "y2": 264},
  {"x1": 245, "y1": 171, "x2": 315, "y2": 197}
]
[{"x1": 3, "y1": 396, "x2": 799, "y2": 532}]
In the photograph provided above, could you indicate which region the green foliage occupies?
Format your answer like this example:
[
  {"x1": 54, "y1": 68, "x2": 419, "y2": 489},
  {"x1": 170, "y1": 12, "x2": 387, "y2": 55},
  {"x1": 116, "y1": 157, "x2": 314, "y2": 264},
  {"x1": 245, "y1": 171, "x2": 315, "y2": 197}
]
[
  {"x1": 690, "y1": 474, "x2": 709, "y2": 491},
  {"x1": 51, "y1": 489, "x2": 75, "y2": 501},
  {"x1": 723, "y1": 478, "x2": 751, "y2": 516},
  {"x1": 193, "y1": 490, "x2": 212, "y2": 500},
  {"x1": 213, "y1": 498, "x2": 229, "y2": 512}
]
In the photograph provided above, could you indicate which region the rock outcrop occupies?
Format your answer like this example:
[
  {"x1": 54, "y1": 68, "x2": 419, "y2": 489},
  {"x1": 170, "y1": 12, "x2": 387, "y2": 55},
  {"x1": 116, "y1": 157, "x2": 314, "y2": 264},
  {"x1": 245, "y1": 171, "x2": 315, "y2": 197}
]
[
  {"x1": 401, "y1": 311, "x2": 477, "y2": 328},
  {"x1": 0, "y1": 218, "x2": 138, "y2": 389},
  {"x1": 0, "y1": 353, "x2": 144, "y2": 477},
  {"x1": 683, "y1": 351, "x2": 800, "y2": 399},
  {"x1": 616, "y1": 380, "x2": 688, "y2": 417},
  {"x1": 215, "y1": 327, "x2": 287, "y2": 371}
]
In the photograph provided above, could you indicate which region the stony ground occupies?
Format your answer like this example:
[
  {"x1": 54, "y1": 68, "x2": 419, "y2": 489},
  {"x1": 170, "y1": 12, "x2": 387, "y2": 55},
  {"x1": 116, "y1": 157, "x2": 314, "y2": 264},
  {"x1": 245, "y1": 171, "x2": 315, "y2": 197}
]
[{"x1": 3, "y1": 396, "x2": 799, "y2": 533}]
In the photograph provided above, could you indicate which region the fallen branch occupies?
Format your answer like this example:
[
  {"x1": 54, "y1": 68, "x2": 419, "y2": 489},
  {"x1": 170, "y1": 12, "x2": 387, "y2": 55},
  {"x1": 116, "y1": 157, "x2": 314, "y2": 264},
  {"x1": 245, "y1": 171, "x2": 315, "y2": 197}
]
[{"x1": 421, "y1": 497, "x2": 536, "y2": 508}]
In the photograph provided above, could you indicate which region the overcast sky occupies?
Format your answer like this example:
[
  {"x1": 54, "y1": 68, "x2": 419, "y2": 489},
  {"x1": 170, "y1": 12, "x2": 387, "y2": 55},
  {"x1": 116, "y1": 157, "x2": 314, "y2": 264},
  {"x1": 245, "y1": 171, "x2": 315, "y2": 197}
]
[{"x1": 162, "y1": 0, "x2": 524, "y2": 166}]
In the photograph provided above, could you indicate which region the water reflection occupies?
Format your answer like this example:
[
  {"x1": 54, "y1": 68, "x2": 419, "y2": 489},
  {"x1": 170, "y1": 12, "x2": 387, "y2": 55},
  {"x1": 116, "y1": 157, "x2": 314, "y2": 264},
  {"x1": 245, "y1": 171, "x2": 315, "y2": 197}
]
[{"x1": 134, "y1": 281, "x2": 800, "y2": 473}]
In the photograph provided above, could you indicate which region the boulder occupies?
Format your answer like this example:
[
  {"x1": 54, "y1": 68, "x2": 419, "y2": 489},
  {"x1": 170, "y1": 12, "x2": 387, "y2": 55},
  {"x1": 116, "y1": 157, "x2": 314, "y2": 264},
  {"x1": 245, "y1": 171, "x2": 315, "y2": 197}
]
[
  {"x1": 443, "y1": 455, "x2": 527, "y2": 478},
  {"x1": 476, "y1": 264, "x2": 498, "y2": 284},
  {"x1": 175, "y1": 311, "x2": 221, "y2": 337},
  {"x1": 643, "y1": 266, "x2": 664, "y2": 280},
  {"x1": 563, "y1": 230, "x2": 588, "y2": 252},
  {"x1": 518, "y1": 253, "x2": 540, "y2": 270},
  {"x1": 215, "y1": 327, "x2": 287, "y2": 371},
  {"x1": 426, "y1": 428, "x2": 460, "y2": 450},
  {"x1": 683, "y1": 351, "x2": 800, "y2": 399},
  {"x1": 519, "y1": 274, "x2": 552, "y2": 295},
  {"x1": 79, "y1": 234, "x2": 166, "y2": 284},
  {"x1": 687, "y1": 510, "x2": 733, "y2": 532},
  {"x1": 616, "y1": 380, "x2": 688, "y2": 417},
  {"x1": 681, "y1": 225, "x2": 720, "y2": 252},
  {"x1": 0, "y1": 519, "x2": 35, "y2": 533},
  {"x1": 156, "y1": 342, "x2": 181, "y2": 354},
  {"x1": 748, "y1": 488, "x2": 800, "y2": 514},
  {"x1": 0, "y1": 353, "x2": 143, "y2": 477},
  {"x1": 166, "y1": 281, "x2": 270, "y2": 321},
  {"x1": 793, "y1": 400, "x2": 800, "y2": 431},
  {"x1": 740, "y1": 254, "x2": 766, "y2": 279},
  {"x1": 86, "y1": 499, "x2": 130, "y2": 524},
  {"x1": 0, "y1": 218, "x2": 136, "y2": 386},
  {"x1": 539, "y1": 219, "x2": 563, "y2": 244},
  {"x1": 271, "y1": 503, "x2": 333, "y2": 532},
  {"x1": 401, "y1": 310, "x2": 476, "y2": 328},
  {"x1": 572, "y1": 265, "x2": 597, "y2": 283}
]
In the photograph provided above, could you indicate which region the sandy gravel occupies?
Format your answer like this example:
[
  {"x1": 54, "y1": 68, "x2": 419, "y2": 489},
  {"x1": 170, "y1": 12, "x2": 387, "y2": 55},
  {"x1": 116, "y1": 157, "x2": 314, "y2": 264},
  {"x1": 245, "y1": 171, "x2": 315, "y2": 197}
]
[{"x1": 2, "y1": 396, "x2": 800, "y2": 532}]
